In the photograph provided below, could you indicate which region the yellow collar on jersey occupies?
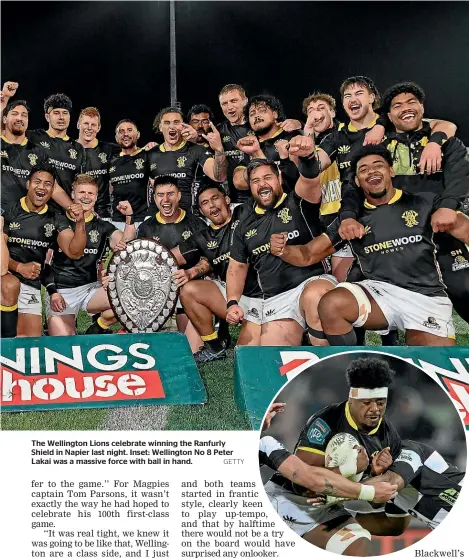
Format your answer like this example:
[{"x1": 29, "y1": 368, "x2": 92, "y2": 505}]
[
  {"x1": 88, "y1": 139, "x2": 99, "y2": 148},
  {"x1": 46, "y1": 130, "x2": 70, "y2": 141},
  {"x1": 156, "y1": 209, "x2": 186, "y2": 224},
  {"x1": 159, "y1": 139, "x2": 186, "y2": 152},
  {"x1": 345, "y1": 401, "x2": 382, "y2": 435},
  {"x1": 347, "y1": 113, "x2": 379, "y2": 133},
  {"x1": 20, "y1": 196, "x2": 48, "y2": 214},
  {"x1": 66, "y1": 210, "x2": 95, "y2": 223},
  {"x1": 1, "y1": 135, "x2": 28, "y2": 146},
  {"x1": 259, "y1": 127, "x2": 283, "y2": 142},
  {"x1": 254, "y1": 191, "x2": 287, "y2": 214},
  {"x1": 364, "y1": 188, "x2": 403, "y2": 209},
  {"x1": 210, "y1": 211, "x2": 232, "y2": 229},
  {"x1": 119, "y1": 147, "x2": 142, "y2": 157}
]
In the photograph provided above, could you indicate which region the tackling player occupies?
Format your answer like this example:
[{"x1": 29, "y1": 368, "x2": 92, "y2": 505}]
[
  {"x1": 147, "y1": 107, "x2": 227, "y2": 212},
  {"x1": 78, "y1": 107, "x2": 120, "y2": 219},
  {"x1": 171, "y1": 184, "x2": 264, "y2": 362},
  {"x1": 1, "y1": 164, "x2": 86, "y2": 337},
  {"x1": 46, "y1": 174, "x2": 135, "y2": 336},
  {"x1": 1, "y1": 100, "x2": 72, "y2": 211},
  {"x1": 265, "y1": 357, "x2": 401, "y2": 555},
  {"x1": 226, "y1": 146, "x2": 337, "y2": 347},
  {"x1": 271, "y1": 145, "x2": 469, "y2": 345}
]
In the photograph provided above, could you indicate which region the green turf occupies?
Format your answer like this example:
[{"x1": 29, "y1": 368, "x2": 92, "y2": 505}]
[{"x1": 2, "y1": 311, "x2": 468, "y2": 431}]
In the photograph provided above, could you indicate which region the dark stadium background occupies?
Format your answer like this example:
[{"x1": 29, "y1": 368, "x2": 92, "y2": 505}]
[
  {"x1": 261, "y1": 353, "x2": 467, "y2": 554},
  {"x1": 2, "y1": 1, "x2": 469, "y2": 144}
]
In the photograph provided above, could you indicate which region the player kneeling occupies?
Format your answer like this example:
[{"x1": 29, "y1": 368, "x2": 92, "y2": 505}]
[
  {"x1": 46, "y1": 174, "x2": 136, "y2": 335},
  {"x1": 270, "y1": 145, "x2": 469, "y2": 346}
]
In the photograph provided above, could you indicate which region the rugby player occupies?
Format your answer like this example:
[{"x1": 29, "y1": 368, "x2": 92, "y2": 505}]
[
  {"x1": 264, "y1": 357, "x2": 401, "y2": 555},
  {"x1": 138, "y1": 175, "x2": 207, "y2": 346},
  {"x1": 226, "y1": 148, "x2": 337, "y2": 347},
  {"x1": 270, "y1": 145, "x2": 469, "y2": 345},
  {"x1": 27, "y1": 92, "x2": 86, "y2": 197},
  {"x1": 78, "y1": 107, "x2": 120, "y2": 219},
  {"x1": 356, "y1": 439, "x2": 464, "y2": 533},
  {"x1": 260, "y1": 403, "x2": 398, "y2": 505},
  {"x1": 109, "y1": 119, "x2": 151, "y2": 230},
  {"x1": 1, "y1": 164, "x2": 87, "y2": 337},
  {"x1": 147, "y1": 107, "x2": 227, "y2": 212},
  {"x1": 171, "y1": 184, "x2": 264, "y2": 362},
  {"x1": 46, "y1": 174, "x2": 135, "y2": 336},
  {"x1": 1, "y1": 100, "x2": 72, "y2": 211},
  {"x1": 234, "y1": 94, "x2": 301, "y2": 193}
]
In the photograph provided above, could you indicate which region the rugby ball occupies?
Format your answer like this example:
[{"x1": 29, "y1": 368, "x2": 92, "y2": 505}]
[{"x1": 325, "y1": 432, "x2": 364, "y2": 482}]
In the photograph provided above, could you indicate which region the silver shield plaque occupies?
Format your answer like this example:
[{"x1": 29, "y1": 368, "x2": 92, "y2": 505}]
[{"x1": 107, "y1": 238, "x2": 179, "y2": 333}]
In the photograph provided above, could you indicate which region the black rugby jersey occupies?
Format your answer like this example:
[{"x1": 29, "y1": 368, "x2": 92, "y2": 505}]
[
  {"x1": 51, "y1": 213, "x2": 116, "y2": 289},
  {"x1": 82, "y1": 140, "x2": 120, "y2": 218},
  {"x1": 179, "y1": 204, "x2": 261, "y2": 298},
  {"x1": 326, "y1": 190, "x2": 448, "y2": 296},
  {"x1": 108, "y1": 148, "x2": 151, "y2": 222},
  {"x1": 385, "y1": 440, "x2": 464, "y2": 530},
  {"x1": 271, "y1": 400, "x2": 401, "y2": 495},
  {"x1": 138, "y1": 209, "x2": 207, "y2": 250},
  {"x1": 230, "y1": 192, "x2": 328, "y2": 298},
  {"x1": 259, "y1": 436, "x2": 290, "y2": 470},
  {"x1": 259, "y1": 129, "x2": 299, "y2": 192},
  {"x1": 3, "y1": 197, "x2": 71, "y2": 288},
  {"x1": 217, "y1": 120, "x2": 252, "y2": 204},
  {"x1": 1, "y1": 136, "x2": 48, "y2": 209},
  {"x1": 28, "y1": 130, "x2": 85, "y2": 196},
  {"x1": 147, "y1": 141, "x2": 214, "y2": 211}
]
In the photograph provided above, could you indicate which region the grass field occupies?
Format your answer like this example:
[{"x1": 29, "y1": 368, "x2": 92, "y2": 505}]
[{"x1": 2, "y1": 312, "x2": 468, "y2": 431}]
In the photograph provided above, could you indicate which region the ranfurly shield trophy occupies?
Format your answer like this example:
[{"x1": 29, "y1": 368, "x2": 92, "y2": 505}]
[{"x1": 107, "y1": 238, "x2": 179, "y2": 333}]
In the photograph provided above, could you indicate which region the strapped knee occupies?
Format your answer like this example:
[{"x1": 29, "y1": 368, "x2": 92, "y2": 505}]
[
  {"x1": 325, "y1": 523, "x2": 371, "y2": 554},
  {"x1": 336, "y1": 282, "x2": 371, "y2": 327}
]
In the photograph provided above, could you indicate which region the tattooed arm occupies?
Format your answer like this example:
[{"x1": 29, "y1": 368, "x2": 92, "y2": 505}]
[{"x1": 172, "y1": 257, "x2": 212, "y2": 287}]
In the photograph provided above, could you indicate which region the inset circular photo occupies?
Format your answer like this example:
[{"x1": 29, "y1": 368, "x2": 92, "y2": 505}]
[{"x1": 259, "y1": 352, "x2": 466, "y2": 556}]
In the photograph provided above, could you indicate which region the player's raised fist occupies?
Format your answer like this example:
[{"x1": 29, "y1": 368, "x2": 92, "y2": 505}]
[
  {"x1": 274, "y1": 139, "x2": 290, "y2": 159},
  {"x1": 371, "y1": 447, "x2": 393, "y2": 476},
  {"x1": 18, "y1": 261, "x2": 41, "y2": 280},
  {"x1": 117, "y1": 200, "x2": 133, "y2": 216},
  {"x1": 431, "y1": 208, "x2": 458, "y2": 233},
  {"x1": 339, "y1": 218, "x2": 365, "y2": 240},
  {"x1": 372, "y1": 482, "x2": 399, "y2": 504},
  {"x1": 270, "y1": 233, "x2": 287, "y2": 256},
  {"x1": 288, "y1": 135, "x2": 315, "y2": 158},
  {"x1": 226, "y1": 304, "x2": 244, "y2": 325},
  {"x1": 279, "y1": 119, "x2": 302, "y2": 132},
  {"x1": 69, "y1": 203, "x2": 85, "y2": 223},
  {"x1": 2, "y1": 81, "x2": 18, "y2": 99},
  {"x1": 237, "y1": 135, "x2": 262, "y2": 156}
]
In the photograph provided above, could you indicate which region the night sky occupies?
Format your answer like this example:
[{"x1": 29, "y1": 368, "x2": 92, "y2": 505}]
[{"x1": 2, "y1": 1, "x2": 469, "y2": 144}]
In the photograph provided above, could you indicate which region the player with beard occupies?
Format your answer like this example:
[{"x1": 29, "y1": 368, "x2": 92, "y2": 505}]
[
  {"x1": 78, "y1": 107, "x2": 120, "y2": 219},
  {"x1": 108, "y1": 119, "x2": 151, "y2": 231},
  {"x1": 234, "y1": 95, "x2": 300, "y2": 194},
  {"x1": 26, "y1": 92, "x2": 86, "y2": 197},
  {"x1": 1, "y1": 100, "x2": 72, "y2": 211},
  {"x1": 265, "y1": 358, "x2": 401, "y2": 555},
  {"x1": 147, "y1": 107, "x2": 227, "y2": 213},
  {"x1": 138, "y1": 175, "x2": 207, "y2": 346},
  {"x1": 1, "y1": 164, "x2": 86, "y2": 338},
  {"x1": 227, "y1": 146, "x2": 337, "y2": 347},
  {"x1": 170, "y1": 184, "x2": 264, "y2": 362},
  {"x1": 302, "y1": 93, "x2": 354, "y2": 282},
  {"x1": 270, "y1": 145, "x2": 469, "y2": 346},
  {"x1": 46, "y1": 174, "x2": 135, "y2": 336}
]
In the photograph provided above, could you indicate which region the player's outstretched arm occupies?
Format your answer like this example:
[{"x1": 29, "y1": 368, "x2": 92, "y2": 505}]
[
  {"x1": 172, "y1": 258, "x2": 212, "y2": 288},
  {"x1": 225, "y1": 258, "x2": 248, "y2": 324},
  {"x1": 427, "y1": 118, "x2": 457, "y2": 139},
  {"x1": 270, "y1": 233, "x2": 335, "y2": 266},
  {"x1": 51, "y1": 183, "x2": 73, "y2": 211},
  {"x1": 440, "y1": 211, "x2": 469, "y2": 243},
  {"x1": 233, "y1": 166, "x2": 250, "y2": 191}
]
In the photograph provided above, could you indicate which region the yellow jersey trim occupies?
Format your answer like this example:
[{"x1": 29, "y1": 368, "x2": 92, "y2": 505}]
[
  {"x1": 348, "y1": 113, "x2": 378, "y2": 133},
  {"x1": 1, "y1": 135, "x2": 28, "y2": 146},
  {"x1": 66, "y1": 210, "x2": 94, "y2": 223},
  {"x1": 259, "y1": 128, "x2": 283, "y2": 142},
  {"x1": 345, "y1": 401, "x2": 382, "y2": 435},
  {"x1": 20, "y1": 196, "x2": 48, "y2": 214},
  {"x1": 156, "y1": 209, "x2": 186, "y2": 224},
  {"x1": 254, "y1": 192, "x2": 287, "y2": 214},
  {"x1": 159, "y1": 139, "x2": 186, "y2": 152},
  {"x1": 296, "y1": 447, "x2": 326, "y2": 456},
  {"x1": 119, "y1": 147, "x2": 142, "y2": 157},
  {"x1": 364, "y1": 188, "x2": 403, "y2": 209},
  {"x1": 46, "y1": 130, "x2": 70, "y2": 141}
]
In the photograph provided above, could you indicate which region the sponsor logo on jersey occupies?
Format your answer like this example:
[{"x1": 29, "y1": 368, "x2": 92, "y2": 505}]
[
  {"x1": 28, "y1": 154, "x2": 38, "y2": 166},
  {"x1": 364, "y1": 235, "x2": 423, "y2": 254},
  {"x1": 182, "y1": 230, "x2": 192, "y2": 241},
  {"x1": 338, "y1": 144, "x2": 350, "y2": 154},
  {"x1": 109, "y1": 166, "x2": 116, "y2": 174},
  {"x1": 9, "y1": 222, "x2": 21, "y2": 231},
  {"x1": 43, "y1": 223, "x2": 55, "y2": 238},
  {"x1": 252, "y1": 242, "x2": 270, "y2": 256},
  {"x1": 364, "y1": 225, "x2": 371, "y2": 235},
  {"x1": 452, "y1": 254, "x2": 469, "y2": 272},
  {"x1": 89, "y1": 230, "x2": 100, "y2": 244},
  {"x1": 98, "y1": 152, "x2": 107, "y2": 164},
  {"x1": 68, "y1": 149, "x2": 78, "y2": 160},
  {"x1": 286, "y1": 230, "x2": 300, "y2": 240},
  {"x1": 207, "y1": 240, "x2": 218, "y2": 250},
  {"x1": 306, "y1": 417, "x2": 331, "y2": 444},
  {"x1": 49, "y1": 158, "x2": 77, "y2": 171},
  {"x1": 222, "y1": 135, "x2": 231, "y2": 143},
  {"x1": 438, "y1": 488, "x2": 458, "y2": 506},
  {"x1": 177, "y1": 156, "x2": 187, "y2": 169},
  {"x1": 40, "y1": 141, "x2": 51, "y2": 149},
  {"x1": 245, "y1": 228, "x2": 257, "y2": 239},
  {"x1": 277, "y1": 207, "x2": 292, "y2": 224},
  {"x1": 0, "y1": 150, "x2": 8, "y2": 158},
  {"x1": 423, "y1": 316, "x2": 441, "y2": 330},
  {"x1": 401, "y1": 210, "x2": 419, "y2": 228},
  {"x1": 213, "y1": 251, "x2": 230, "y2": 265},
  {"x1": 339, "y1": 161, "x2": 351, "y2": 169},
  {"x1": 135, "y1": 158, "x2": 144, "y2": 170},
  {"x1": 150, "y1": 163, "x2": 157, "y2": 170}
]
